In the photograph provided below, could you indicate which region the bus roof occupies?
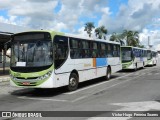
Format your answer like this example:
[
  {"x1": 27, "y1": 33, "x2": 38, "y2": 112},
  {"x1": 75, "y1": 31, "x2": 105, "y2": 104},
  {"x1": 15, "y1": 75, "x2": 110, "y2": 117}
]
[
  {"x1": 13, "y1": 30, "x2": 120, "y2": 45},
  {"x1": 151, "y1": 50, "x2": 157, "y2": 52},
  {"x1": 64, "y1": 33, "x2": 120, "y2": 45},
  {"x1": 121, "y1": 46, "x2": 148, "y2": 50},
  {"x1": 13, "y1": 30, "x2": 64, "y2": 38}
]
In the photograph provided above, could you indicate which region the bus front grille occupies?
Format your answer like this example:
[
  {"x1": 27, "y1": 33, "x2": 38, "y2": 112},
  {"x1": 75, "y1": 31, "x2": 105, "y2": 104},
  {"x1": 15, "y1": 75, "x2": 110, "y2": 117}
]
[{"x1": 15, "y1": 77, "x2": 38, "y2": 80}]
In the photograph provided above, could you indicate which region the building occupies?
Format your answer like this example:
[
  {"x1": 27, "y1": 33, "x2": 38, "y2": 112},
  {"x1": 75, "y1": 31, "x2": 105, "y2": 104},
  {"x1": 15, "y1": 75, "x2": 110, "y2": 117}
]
[{"x1": 0, "y1": 22, "x2": 32, "y2": 73}]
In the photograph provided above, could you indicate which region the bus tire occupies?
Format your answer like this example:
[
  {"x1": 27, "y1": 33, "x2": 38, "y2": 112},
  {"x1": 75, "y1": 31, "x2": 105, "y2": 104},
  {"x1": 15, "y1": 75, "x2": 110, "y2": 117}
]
[
  {"x1": 154, "y1": 61, "x2": 157, "y2": 66},
  {"x1": 67, "y1": 73, "x2": 79, "y2": 91},
  {"x1": 106, "y1": 67, "x2": 111, "y2": 80}
]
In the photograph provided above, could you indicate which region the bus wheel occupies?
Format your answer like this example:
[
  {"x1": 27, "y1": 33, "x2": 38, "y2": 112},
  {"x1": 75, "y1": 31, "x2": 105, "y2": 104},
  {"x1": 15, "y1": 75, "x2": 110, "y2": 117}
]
[
  {"x1": 106, "y1": 67, "x2": 111, "y2": 80},
  {"x1": 68, "y1": 73, "x2": 79, "y2": 91},
  {"x1": 154, "y1": 61, "x2": 157, "y2": 66}
]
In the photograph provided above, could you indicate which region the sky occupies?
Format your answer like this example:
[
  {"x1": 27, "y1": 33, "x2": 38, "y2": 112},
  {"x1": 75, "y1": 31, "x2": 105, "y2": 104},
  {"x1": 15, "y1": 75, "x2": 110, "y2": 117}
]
[{"x1": 0, "y1": 0, "x2": 160, "y2": 50}]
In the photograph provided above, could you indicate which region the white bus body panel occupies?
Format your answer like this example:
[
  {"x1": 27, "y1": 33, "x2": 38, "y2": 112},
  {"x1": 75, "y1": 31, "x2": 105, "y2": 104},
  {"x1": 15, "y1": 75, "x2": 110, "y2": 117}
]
[
  {"x1": 148, "y1": 58, "x2": 157, "y2": 65},
  {"x1": 53, "y1": 57, "x2": 122, "y2": 88}
]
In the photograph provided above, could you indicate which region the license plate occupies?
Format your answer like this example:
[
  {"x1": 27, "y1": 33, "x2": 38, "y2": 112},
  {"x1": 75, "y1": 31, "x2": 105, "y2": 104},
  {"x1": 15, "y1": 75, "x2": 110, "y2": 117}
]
[{"x1": 22, "y1": 82, "x2": 30, "y2": 85}]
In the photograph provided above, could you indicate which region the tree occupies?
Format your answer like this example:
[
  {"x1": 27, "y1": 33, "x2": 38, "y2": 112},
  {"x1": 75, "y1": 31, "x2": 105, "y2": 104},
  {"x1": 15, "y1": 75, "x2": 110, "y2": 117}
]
[
  {"x1": 95, "y1": 26, "x2": 107, "y2": 40},
  {"x1": 138, "y1": 45, "x2": 145, "y2": 48},
  {"x1": 84, "y1": 22, "x2": 95, "y2": 37},
  {"x1": 110, "y1": 32, "x2": 125, "y2": 46},
  {"x1": 122, "y1": 30, "x2": 140, "y2": 47}
]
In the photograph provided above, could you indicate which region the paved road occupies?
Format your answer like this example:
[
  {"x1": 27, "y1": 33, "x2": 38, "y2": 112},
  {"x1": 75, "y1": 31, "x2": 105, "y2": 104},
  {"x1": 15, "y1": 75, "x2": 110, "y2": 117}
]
[{"x1": 0, "y1": 59, "x2": 160, "y2": 120}]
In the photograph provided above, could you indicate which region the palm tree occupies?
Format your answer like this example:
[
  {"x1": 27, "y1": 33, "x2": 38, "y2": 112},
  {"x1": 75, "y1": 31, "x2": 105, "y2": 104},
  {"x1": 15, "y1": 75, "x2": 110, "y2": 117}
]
[
  {"x1": 138, "y1": 45, "x2": 145, "y2": 48},
  {"x1": 95, "y1": 26, "x2": 107, "y2": 40},
  {"x1": 110, "y1": 32, "x2": 119, "y2": 42},
  {"x1": 110, "y1": 32, "x2": 125, "y2": 46},
  {"x1": 84, "y1": 22, "x2": 95, "y2": 37},
  {"x1": 122, "y1": 30, "x2": 140, "y2": 47}
]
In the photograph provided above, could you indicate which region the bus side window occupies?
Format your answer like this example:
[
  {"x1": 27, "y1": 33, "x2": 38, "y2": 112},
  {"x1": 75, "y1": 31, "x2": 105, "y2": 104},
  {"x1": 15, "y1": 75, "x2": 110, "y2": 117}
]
[
  {"x1": 113, "y1": 45, "x2": 117, "y2": 57},
  {"x1": 92, "y1": 42, "x2": 98, "y2": 58},
  {"x1": 101, "y1": 43, "x2": 106, "y2": 58},
  {"x1": 117, "y1": 45, "x2": 120, "y2": 57},
  {"x1": 81, "y1": 40, "x2": 89, "y2": 58},
  {"x1": 96, "y1": 42, "x2": 100, "y2": 57},
  {"x1": 70, "y1": 39, "x2": 82, "y2": 59},
  {"x1": 107, "y1": 44, "x2": 113, "y2": 57},
  {"x1": 89, "y1": 42, "x2": 93, "y2": 57},
  {"x1": 54, "y1": 36, "x2": 68, "y2": 69}
]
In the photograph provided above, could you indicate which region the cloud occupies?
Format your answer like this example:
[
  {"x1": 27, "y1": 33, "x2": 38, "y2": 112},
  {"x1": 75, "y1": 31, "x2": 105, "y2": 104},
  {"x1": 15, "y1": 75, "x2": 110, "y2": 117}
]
[
  {"x1": 0, "y1": 0, "x2": 13, "y2": 9},
  {"x1": 139, "y1": 29, "x2": 160, "y2": 50},
  {"x1": 0, "y1": 0, "x2": 109, "y2": 32},
  {"x1": 0, "y1": 15, "x2": 17, "y2": 25},
  {"x1": 0, "y1": 0, "x2": 160, "y2": 48},
  {"x1": 155, "y1": 44, "x2": 160, "y2": 50},
  {"x1": 99, "y1": 0, "x2": 160, "y2": 33},
  {"x1": 52, "y1": 22, "x2": 67, "y2": 31},
  {"x1": 101, "y1": 7, "x2": 112, "y2": 15},
  {"x1": 26, "y1": 0, "x2": 54, "y2": 2},
  {"x1": 77, "y1": 27, "x2": 88, "y2": 37}
]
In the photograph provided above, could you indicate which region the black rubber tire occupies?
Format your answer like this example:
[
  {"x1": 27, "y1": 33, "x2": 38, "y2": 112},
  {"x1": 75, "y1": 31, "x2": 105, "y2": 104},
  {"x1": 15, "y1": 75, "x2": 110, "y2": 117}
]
[
  {"x1": 67, "y1": 73, "x2": 79, "y2": 91},
  {"x1": 154, "y1": 61, "x2": 157, "y2": 66},
  {"x1": 106, "y1": 67, "x2": 111, "y2": 80}
]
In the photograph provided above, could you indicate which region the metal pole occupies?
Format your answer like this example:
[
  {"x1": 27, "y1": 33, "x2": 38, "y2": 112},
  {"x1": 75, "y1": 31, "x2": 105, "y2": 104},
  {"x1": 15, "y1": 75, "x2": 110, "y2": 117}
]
[
  {"x1": 148, "y1": 36, "x2": 150, "y2": 49},
  {"x1": 3, "y1": 49, "x2": 5, "y2": 74},
  {"x1": 3, "y1": 44, "x2": 7, "y2": 74}
]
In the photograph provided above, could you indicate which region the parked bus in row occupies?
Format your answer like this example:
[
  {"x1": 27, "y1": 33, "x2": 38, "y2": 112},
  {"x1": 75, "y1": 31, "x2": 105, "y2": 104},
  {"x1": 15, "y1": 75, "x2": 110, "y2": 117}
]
[
  {"x1": 147, "y1": 50, "x2": 158, "y2": 66},
  {"x1": 10, "y1": 30, "x2": 122, "y2": 91},
  {"x1": 121, "y1": 46, "x2": 148, "y2": 70}
]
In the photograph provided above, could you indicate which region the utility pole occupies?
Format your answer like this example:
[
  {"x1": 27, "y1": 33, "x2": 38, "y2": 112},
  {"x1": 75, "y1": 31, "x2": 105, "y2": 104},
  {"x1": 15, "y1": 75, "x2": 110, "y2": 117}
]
[{"x1": 148, "y1": 36, "x2": 152, "y2": 49}]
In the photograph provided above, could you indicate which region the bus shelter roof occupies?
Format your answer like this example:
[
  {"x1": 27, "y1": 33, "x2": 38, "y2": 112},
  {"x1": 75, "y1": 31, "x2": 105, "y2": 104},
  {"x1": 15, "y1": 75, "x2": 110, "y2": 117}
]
[{"x1": 0, "y1": 32, "x2": 12, "y2": 50}]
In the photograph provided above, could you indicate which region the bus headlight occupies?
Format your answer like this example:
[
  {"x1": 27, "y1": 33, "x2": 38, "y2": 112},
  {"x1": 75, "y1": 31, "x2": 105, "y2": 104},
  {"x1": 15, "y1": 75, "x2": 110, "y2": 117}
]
[
  {"x1": 10, "y1": 75, "x2": 16, "y2": 80},
  {"x1": 37, "y1": 71, "x2": 52, "y2": 81}
]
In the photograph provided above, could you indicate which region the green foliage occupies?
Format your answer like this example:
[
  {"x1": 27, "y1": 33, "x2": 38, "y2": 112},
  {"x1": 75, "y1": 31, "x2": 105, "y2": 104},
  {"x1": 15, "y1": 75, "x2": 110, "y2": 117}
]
[
  {"x1": 84, "y1": 22, "x2": 145, "y2": 48},
  {"x1": 138, "y1": 45, "x2": 145, "y2": 48},
  {"x1": 110, "y1": 32, "x2": 125, "y2": 45},
  {"x1": 95, "y1": 26, "x2": 107, "y2": 40},
  {"x1": 84, "y1": 22, "x2": 95, "y2": 37},
  {"x1": 122, "y1": 30, "x2": 140, "y2": 47}
]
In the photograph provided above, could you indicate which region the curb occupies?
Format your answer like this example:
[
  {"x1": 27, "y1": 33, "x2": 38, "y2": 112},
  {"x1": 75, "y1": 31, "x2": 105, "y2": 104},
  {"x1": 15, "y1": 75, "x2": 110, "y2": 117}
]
[{"x1": 0, "y1": 77, "x2": 10, "y2": 83}]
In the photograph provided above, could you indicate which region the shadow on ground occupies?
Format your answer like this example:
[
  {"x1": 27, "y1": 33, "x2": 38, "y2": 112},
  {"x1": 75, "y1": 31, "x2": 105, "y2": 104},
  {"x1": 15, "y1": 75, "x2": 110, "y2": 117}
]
[{"x1": 10, "y1": 75, "x2": 119, "y2": 98}]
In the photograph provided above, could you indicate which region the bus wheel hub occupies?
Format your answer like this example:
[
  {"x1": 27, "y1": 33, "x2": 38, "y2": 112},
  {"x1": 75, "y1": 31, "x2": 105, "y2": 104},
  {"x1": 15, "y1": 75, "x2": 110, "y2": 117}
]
[{"x1": 70, "y1": 78, "x2": 76, "y2": 86}]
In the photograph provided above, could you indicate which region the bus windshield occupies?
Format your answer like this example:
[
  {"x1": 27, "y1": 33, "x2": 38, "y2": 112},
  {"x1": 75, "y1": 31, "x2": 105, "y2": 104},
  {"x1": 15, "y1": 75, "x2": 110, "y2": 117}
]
[
  {"x1": 11, "y1": 34, "x2": 53, "y2": 67},
  {"x1": 121, "y1": 47, "x2": 132, "y2": 62}
]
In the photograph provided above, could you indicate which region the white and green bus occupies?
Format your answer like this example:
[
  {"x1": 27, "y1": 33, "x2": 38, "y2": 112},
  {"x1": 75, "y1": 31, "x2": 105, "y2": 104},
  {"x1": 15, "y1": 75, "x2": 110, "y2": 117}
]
[
  {"x1": 147, "y1": 50, "x2": 158, "y2": 66},
  {"x1": 10, "y1": 30, "x2": 122, "y2": 91},
  {"x1": 121, "y1": 46, "x2": 148, "y2": 70}
]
